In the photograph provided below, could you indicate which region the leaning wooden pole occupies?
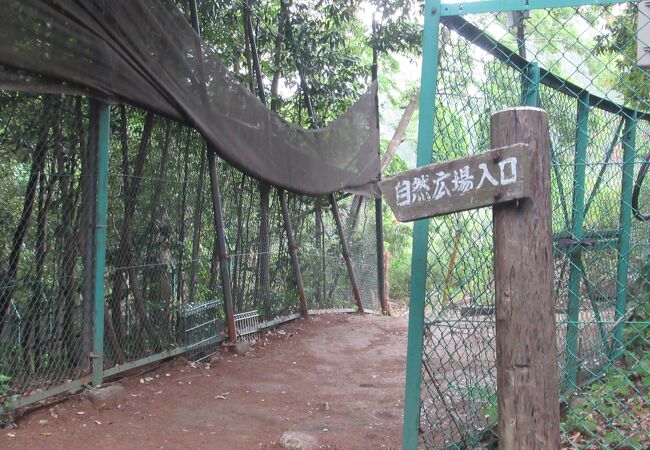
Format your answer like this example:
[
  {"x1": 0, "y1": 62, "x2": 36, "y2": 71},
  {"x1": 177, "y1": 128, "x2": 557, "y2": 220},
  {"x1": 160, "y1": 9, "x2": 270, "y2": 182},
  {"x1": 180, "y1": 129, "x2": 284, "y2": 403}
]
[
  {"x1": 329, "y1": 194, "x2": 364, "y2": 314},
  {"x1": 491, "y1": 107, "x2": 560, "y2": 449},
  {"x1": 279, "y1": 190, "x2": 308, "y2": 317},
  {"x1": 207, "y1": 149, "x2": 237, "y2": 344},
  {"x1": 188, "y1": 0, "x2": 237, "y2": 343},
  {"x1": 375, "y1": 197, "x2": 388, "y2": 315}
]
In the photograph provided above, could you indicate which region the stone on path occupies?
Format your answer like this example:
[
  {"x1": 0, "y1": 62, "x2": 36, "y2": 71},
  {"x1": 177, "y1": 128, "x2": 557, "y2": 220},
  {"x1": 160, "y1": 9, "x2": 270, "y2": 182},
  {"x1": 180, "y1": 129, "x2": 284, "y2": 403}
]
[
  {"x1": 278, "y1": 431, "x2": 318, "y2": 450},
  {"x1": 83, "y1": 384, "x2": 126, "y2": 410},
  {"x1": 233, "y1": 341, "x2": 250, "y2": 355}
]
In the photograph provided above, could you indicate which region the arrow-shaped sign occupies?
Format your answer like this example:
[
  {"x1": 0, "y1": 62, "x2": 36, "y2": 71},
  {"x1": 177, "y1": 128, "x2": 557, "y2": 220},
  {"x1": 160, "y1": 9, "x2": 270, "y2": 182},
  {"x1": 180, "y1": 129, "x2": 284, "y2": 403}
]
[{"x1": 379, "y1": 143, "x2": 531, "y2": 222}]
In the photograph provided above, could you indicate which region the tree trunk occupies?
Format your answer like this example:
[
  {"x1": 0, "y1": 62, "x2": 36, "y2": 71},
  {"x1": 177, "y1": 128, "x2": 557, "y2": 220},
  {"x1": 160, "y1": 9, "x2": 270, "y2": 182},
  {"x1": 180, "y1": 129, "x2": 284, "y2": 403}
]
[
  {"x1": 232, "y1": 173, "x2": 247, "y2": 311},
  {"x1": 187, "y1": 146, "x2": 206, "y2": 305},
  {"x1": 23, "y1": 160, "x2": 54, "y2": 374},
  {"x1": 314, "y1": 201, "x2": 324, "y2": 306},
  {"x1": 107, "y1": 106, "x2": 130, "y2": 352},
  {"x1": 55, "y1": 98, "x2": 83, "y2": 364},
  {"x1": 242, "y1": 0, "x2": 266, "y2": 104},
  {"x1": 109, "y1": 112, "x2": 157, "y2": 356},
  {"x1": 270, "y1": 0, "x2": 287, "y2": 112},
  {"x1": 176, "y1": 131, "x2": 190, "y2": 305},
  {"x1": 258, "y1": 183, "x2": 271, "y2": 318},
  {"x1": 242, "y1": 2, "x2": 273, "y2": 318},
  {"x1": 127, "y1": 264, "x2": 163, "y2": 351},
  {"x1": 283, "y1": 4, "x2": 317, "y2": 127},
  {"x1": 142, "y1": 123, "x2": 173, "y2": 344},
  {"x1": 0, "y1": 96, "x2": 54, "y2": 334}
]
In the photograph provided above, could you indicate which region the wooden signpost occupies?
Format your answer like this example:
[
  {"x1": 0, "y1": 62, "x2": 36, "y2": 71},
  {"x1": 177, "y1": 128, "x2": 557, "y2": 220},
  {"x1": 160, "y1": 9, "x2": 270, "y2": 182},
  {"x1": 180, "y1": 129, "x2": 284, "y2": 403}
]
[
  {"x1": 385, "y1": 107, "x2": 560, "y2": 449},
  {"x1": 380, "y1": 143, "x2": 531, "y2": 222}
]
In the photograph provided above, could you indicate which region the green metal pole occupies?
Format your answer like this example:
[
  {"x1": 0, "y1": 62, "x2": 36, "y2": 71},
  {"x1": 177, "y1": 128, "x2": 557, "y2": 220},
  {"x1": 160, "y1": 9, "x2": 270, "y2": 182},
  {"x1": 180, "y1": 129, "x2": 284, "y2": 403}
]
[
  {"x1": 403, "y1": 1, "x2": 440, "y2": 448},
  {"x1": 523, "y1": 61, "x2": 540, "y2": 107},
  {"x1": 612, "y1": 111, "x2": 637, "y2": 356},
  {"x1": 92, "y1": 102, "x2": 110, "y2": 387},
  {"x1": 565, "y1": 91, "x2": 589, "y2": 391}
]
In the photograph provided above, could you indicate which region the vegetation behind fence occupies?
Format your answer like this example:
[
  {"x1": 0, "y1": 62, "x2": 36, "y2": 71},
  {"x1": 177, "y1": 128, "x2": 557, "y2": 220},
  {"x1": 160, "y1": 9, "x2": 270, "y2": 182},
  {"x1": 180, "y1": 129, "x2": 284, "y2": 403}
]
[{"x1": 0, "y1": 0, "x2": 395, "y2": 413}]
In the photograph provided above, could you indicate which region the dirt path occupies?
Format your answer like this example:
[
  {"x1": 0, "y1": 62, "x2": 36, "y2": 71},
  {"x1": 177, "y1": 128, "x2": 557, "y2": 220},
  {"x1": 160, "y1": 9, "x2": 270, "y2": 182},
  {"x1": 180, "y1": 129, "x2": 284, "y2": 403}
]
[{"x1": 2, "y1": 313, "x2": 408, "y2": 449}]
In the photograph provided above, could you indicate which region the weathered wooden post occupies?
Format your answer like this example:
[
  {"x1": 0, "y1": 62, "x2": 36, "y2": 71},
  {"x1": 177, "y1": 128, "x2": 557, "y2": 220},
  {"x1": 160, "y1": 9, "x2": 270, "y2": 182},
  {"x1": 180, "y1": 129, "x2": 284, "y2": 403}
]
[
  {"x1": 381, "y1": 106, "x2": 560, "y2": 449},
  {"x1": 491, "y1": 107, "x2": 560, "y2": 449},
  {"x1": 279, "y1": 190, "x2": 309, "y2": 317},
  {"x1": 329, "y1": 194, "x2": 365, "y2": 314}
]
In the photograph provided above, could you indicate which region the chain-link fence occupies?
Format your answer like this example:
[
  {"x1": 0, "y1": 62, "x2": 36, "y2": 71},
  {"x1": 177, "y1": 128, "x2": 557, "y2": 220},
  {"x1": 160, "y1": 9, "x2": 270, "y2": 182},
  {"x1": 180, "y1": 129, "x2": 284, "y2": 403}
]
[
  {"x1": 0, "y1": 94, "x2": 380, "y2": 413},
  {"x1": 409, "y1": 1, "x2": 649, "y2": 448},
  {"x1": 0, "y1": 95, "x2": 95, "y2": 405}
]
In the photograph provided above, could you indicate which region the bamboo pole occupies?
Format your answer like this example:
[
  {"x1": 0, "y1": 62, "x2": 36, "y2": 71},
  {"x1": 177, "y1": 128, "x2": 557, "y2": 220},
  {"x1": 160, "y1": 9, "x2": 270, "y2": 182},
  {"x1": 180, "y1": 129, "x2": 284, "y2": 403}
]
[
  {"x1": 279, "y1": 190, "x2": 308, "y2": 316},
  {"x1": 329, "y1": 194, "x2": 364, "y2": 314}
]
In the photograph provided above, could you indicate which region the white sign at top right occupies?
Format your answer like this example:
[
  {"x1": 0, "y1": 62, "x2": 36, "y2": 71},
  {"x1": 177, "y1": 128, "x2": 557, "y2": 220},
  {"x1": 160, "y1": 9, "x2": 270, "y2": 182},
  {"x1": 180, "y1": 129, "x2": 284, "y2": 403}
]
[{"x1": 638, "y1": 1, "x2": 650, "y2": 68}]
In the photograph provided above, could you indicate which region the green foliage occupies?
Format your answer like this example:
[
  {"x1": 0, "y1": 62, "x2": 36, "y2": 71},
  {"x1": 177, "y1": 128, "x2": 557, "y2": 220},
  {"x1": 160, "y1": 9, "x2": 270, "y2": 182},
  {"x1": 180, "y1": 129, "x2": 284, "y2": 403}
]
[
  {"x1": 594, "y1": 4, "x2": 650, "y2": 109},
  {"x1": 369, "y1": 0, "x2": 423, "y2": 55},
  {"x1": 1, "y1": 374, "x2": 18, "y2": 410},
  {"x1": 562, "y1": 358, "x2": 649, "y2": 449},
  {"x1": 382, "y1": 154, "x2": 413, "y2": 301}
]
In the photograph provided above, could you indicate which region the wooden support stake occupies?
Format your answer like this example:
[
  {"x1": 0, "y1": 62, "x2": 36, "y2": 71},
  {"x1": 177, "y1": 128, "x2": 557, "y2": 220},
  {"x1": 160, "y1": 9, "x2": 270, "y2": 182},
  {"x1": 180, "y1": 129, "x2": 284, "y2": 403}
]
[
  {"x1": 375, "y1": 197, "x2": 388, "y2": 315},
  {"x1": 279, "y1": 190, "x2": 308, "y2": 317},
  {"x1": 207, "y1": 148, "x2": 237, "y2": 344},
  {"x1": 329, "y1": 194, "x2": 365, "y2": 314},
  {"x1": 491, "y1": 107, "x2": 560, "y2": 449},
  {"x1": 187, "y1": 0, "x2": 236, "y2": 344}
]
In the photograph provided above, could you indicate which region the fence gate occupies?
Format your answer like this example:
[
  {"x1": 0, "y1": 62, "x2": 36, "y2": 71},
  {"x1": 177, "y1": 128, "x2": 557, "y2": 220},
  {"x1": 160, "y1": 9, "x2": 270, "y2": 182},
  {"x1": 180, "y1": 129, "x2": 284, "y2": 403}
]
[{"x1": 404, "y1": 1, "x2": 650, "y2": 448}]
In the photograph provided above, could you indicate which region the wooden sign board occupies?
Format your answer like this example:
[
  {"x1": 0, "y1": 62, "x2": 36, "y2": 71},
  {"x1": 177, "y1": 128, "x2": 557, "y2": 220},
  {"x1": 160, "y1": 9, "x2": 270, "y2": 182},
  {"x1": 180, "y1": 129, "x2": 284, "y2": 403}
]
[{"x1": 379, "y1": 144, "x2": 530, "y2": 222}]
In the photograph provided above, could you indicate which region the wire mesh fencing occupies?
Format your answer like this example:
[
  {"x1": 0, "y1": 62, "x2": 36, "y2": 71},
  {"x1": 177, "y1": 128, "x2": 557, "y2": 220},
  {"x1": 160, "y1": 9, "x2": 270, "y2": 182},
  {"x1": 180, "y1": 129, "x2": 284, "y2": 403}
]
[
  {"x1": 0, "y1": 95, "x2": 380, "y2": 413},
  {"x1": 0, "y1": 95, "x2": 94, "y2": 404},
  {"x1": 413, "y1": 2, "x2": 649, "y2": 449}
]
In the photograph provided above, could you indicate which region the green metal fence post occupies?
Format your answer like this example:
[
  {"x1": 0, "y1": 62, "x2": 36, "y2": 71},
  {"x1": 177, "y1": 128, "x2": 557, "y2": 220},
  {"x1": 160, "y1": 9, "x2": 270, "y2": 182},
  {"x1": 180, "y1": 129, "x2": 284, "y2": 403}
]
[
  {"x1": 92, "y1": 101, "x2": 110, "y2": 387},
  {"x1": 612, "y1": 110, "x2": 637, "y2": 356},
  {"x1": 403, "y1": 0, "x2": 441, "y2": 448},
  {"x1": 565, "y1": 91, "x2": 589, "y2": 391},
  {"x1": 523, "y1": 61, "x2": 540, "y2": 107}
]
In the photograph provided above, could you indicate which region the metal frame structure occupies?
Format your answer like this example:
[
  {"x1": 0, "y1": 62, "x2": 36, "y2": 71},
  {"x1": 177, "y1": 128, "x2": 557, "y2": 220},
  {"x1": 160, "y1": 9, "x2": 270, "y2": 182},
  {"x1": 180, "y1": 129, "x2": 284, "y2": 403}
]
[{"x1": 403, "y1": 1, "x2": 639, "y2": 448}]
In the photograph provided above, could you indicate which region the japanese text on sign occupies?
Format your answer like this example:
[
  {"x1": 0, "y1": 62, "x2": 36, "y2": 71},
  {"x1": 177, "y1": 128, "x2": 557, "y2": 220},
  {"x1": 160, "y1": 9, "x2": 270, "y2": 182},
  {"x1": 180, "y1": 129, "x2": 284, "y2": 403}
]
[
  {"x1": 378, "y1": 144, "x2": 531, "y2": 222},
  {"x1": 394, "y1": 157, "x2": 518, "y2": 207}
]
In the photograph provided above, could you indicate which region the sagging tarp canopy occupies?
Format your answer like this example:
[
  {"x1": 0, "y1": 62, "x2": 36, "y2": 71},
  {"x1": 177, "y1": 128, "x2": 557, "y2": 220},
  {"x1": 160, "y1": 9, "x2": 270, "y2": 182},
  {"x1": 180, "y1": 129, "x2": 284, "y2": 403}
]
[{"x1": 0, "y1": 0, "x2": 380, "y2": 197}]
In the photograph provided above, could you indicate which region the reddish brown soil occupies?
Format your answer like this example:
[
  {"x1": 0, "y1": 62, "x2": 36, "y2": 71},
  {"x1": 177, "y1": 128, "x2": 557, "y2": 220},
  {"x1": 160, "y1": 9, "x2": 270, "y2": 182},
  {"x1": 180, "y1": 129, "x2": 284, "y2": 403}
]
[{"x1": 2, "y1": 313, "x2": 407, "y2": 449}]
